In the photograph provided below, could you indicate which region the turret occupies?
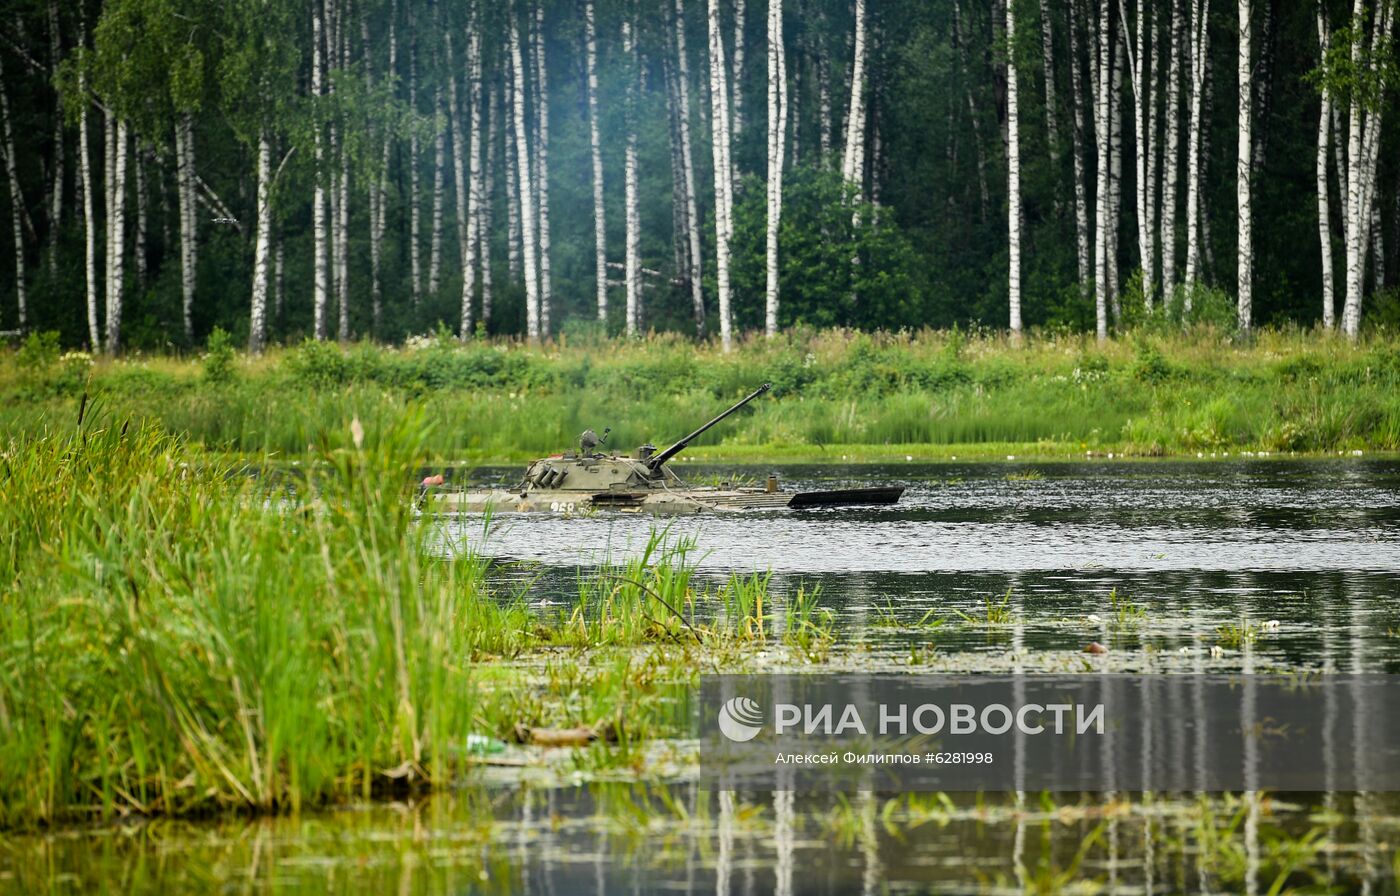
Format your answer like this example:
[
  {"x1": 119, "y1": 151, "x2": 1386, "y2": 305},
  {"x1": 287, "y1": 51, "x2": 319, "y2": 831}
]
[{"x1": 518, "y1": 384, "x2": 772, "y2": 494}]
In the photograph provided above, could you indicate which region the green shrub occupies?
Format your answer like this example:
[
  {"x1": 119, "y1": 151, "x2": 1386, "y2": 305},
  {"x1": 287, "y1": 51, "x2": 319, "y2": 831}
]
[
  {"x1": 203, "y1": 327, "x2": 237, "y2": 385},
  {"x1": 16, "y1": 330, "x2": 61, "y2": 372}
]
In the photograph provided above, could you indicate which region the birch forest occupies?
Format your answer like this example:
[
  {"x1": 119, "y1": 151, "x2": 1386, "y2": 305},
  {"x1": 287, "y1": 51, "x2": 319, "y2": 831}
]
[{"x1": 1, "y1": 0, "x2": 1398, "y2": 352}]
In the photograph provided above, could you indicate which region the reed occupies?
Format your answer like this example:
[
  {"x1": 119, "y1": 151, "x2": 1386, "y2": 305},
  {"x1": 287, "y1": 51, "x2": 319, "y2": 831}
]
[{"x1": 0, "y1": 414, "x2": 786, "y2": 829}]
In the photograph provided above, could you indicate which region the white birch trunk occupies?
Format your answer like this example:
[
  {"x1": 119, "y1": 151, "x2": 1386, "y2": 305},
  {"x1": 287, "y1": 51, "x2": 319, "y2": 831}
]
[
  {"x1": 312, "y1": 0, "x2": 330, "y2": 336},
  {"x1": 275, "y1": 234, "x2": 284, "y2": 320},
  {"x1": 623, "y1": 19, "x2": 642, "y2": 336},
  {"x1": 840, "y1": 0, "x2": 867, "y2": 190},
  {"x1": 1146, "y1": 0, "x2": 1161, "y2": 300},
  {"x1": 1316, "y1": 4, "x2": 1335, "y2": 329},
  {"x1": 675, "y1": 0, "x2": 706, "y2": 334},
  {"x1": 1341, "y1": 0, "x2": 1393, "y2": 338},
  {"x1": 0, "y1": 52, "x2": 27, "y2": 328},
  {"x1": 46, "y1": 0, "x2": 64, "y2": 273},
  {"x1": 1119, "y1": 0, "x2": 1152, "y2": 305},
  {"x1": 1341, "y1": 0, "x2": 1366, "y2": 337},
  {"x1": 586, "y1": 0, "x2": 608, "y2": 322},
  {"x1": 765, "y1": 0, "x2": 786, "y2": 337},
  {"x1": 732, "y1": 0, "x2": 747, "y2": 147},
  {"x1": 709, "y1": 0, "x2": 736, "y2": 350},
  {"x1": 534, "y1": 4, "x2": 552, "y2": 335},
  {"x1": 428, "y1": 85, "x2": 446, "y2": 297},
  {"x1": 107, "y1": 120, "x2": 128, "y2": 353},
  {"x1": 1094, "y1": 0, "x2": 1111, "y2": 341},
  {"x1": 1108, "y1": 28, "x2": 1124, "y2": 319},
  {"x1": 335, "y1": 110, "x2": 350, "y2": 338},
  {"x1": 1007, "y1": 0, "x2": 1023, "y2": 338},
  {"x1": 369, "y1": 6, "x2": 393, "y2": 335},
  {"x1": 1068, "y1": 0, "x2": 1093, "y2": 290},
  {"x1": 818, "y1": 49, "x2": 832, "y2": 160},
  {"x1": 176, "y1": 115, "x2": 197, "y2": 341},
  {"x1": 104, "y1": 111, "x2": 114, "y2": 338},
  {"x1": 249, "y1": 131, "x2": 271, "y2": 353},
  {"x1": 1161, "y1": 0, "x2": 1183, "y2": 295},
  {"x1": 481, "y1": 79, "x2": 497, "y2": 325},
  {"x1": 1236, "y1": 0, "x2": 1252, "y2": 332},
  {"x1": 509, "y1": 14, "x2": 541, "y2": 342},
  {"x1": 408, "y1": 27, "x2": 422, "y2": 307},
  {"x1": 133, "y1": 147, "x2": 147, "y2": 287},
  {"x1": 465, "y1": 29, "x2": 484, "y2": 337},
  {"x1": 79, "y1": 53, "x2": 99, "y2": 348},
  {"x1": 668, "y1": 59, "x2": 689, "y2": 281},
  {"x1": 1040, "y1": 0, "x2": 1059, "y2": 166},
  {"x1": 1184, "y1": 0, "x2": 1209, "y2": 296},
  {"x1": 505, "y1": 67, "x2": 522, "y2": 281},
  {"x1": 448, "y1": 34, "x2": 469, "y2": 330}
]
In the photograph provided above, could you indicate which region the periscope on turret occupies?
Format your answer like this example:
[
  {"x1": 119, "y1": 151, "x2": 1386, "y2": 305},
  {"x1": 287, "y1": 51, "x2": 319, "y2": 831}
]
[{"x1": 420, "y1": 384, "x2": 903, "y2": 515}]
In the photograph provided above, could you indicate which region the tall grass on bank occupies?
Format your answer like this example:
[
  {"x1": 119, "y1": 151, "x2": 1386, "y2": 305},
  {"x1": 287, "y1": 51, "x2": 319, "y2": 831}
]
[
  {"x1": 0, "y1": 413, "x2": 792, "y2": 829},
  {"x1": 5, "y1": 327, "x2": 1400, "y2": 459},
  {"x1": 0, "y1": 413, "x2": 498, "y2": 827}
]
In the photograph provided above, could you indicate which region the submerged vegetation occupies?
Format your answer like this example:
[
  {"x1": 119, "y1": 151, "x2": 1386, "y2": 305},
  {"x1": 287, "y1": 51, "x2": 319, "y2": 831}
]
[{"x1": 5, "y1": 327, "x2": 1400, "y2": 461}]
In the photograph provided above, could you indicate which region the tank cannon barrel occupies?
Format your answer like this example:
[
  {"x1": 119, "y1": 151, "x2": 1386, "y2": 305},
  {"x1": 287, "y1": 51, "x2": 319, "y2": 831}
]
[{"x1": 647, "y1": 383, "x2": 772, "y2": 471}]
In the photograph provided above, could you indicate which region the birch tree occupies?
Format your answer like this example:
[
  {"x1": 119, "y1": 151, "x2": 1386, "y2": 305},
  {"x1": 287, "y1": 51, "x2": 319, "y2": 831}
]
[
  {"x1": 1067, "y1": 0, "x2": 1093, "y2": 289},
  {"x1": 460, "y1": 26, "x2": 484, "y2": 338},
  {"x1": 505, "y1": 66, "x2": 521, "y2": 282},
  {"x1": 175, "y1": 115, "x2": 197, "y2": 341},
  {"x1": 732, "y1": 0, "x2": 748, "y2": 146},
  {"x1": 0, "y1": 51, "x2": 27, "y2": 329},
  {"x1": 765, "y1": 0, "x2": 787, "y2": 337},
  {"x1": 1316, "y1": 4, "x2": 1335, "y2": 329},
  {"x1": 1093, "y1": 0, "x2": 1111, "y2": 341},
  {"x1": 708, "y1": 0, "x2": 736, "y2": 350},
  {"x1": 1184, "y1": 0, "x2": 1209, "y2": 294},
  {"x1": 623, "y1": 18, "x2": 642, "y2": 336},
  {"x1": 481, "y1": 79, "x2": 499, "y2": 324},
  {"x1": 1237, "y1": 0, "x2": 1253, "y2": 332},
  {"x1": 1007, "y1": 0, "x2": 1023, "y2": 339},
  {"x1": 78, "y1": 25, "x2": 99, "y2": 349},
  {"x1": 312, "y1": 0, "x2": 330, "y2": 335},
  {"x1": 106, "y1": 120, "x2": 128, "y2": 353},
  {"x1": 675, "y1": 0, "x2": 706, "y2": 334},
  {"x1": 1334, "y1": 0, "x2": 1396, "y2": 338},
  {"x1": 1119, "y1": 0, "x2": 1154, "y2": 306},
  {"x1": 428, "y1": 85, "x2": 446, "y2": 298},
  {"x1": 46, "y1": 0, "x2": 64, "y2": 277},
  {"x1": 840, "y1": 0, "x2": 868, "y2": 192},
  {"x1": 248, "y1": 131, "x2": 271, "y2": 352},
  {"x1": 1161, "y1": 0, "x2": 1183, "y2": 295},
  {"x1": 334, "y1": 17, "x2": 350, "y2": 341},
  {"x1": 1040, "y1": 0, "x2": 1059, "y2": 169},
  {"x1": 407, "y1": 16, "x2": 422, "y2": 308},
  {"x1": 534, "y1": 4, "x2": 552, "y2": 334},
  {"x1": 509, "y1": 12, "x2": 541, "y2": 342},
  {"x1": 585, "y1": 0, "x2": 608, "y2": 322},
  {"x1": 447, "y1": 33, "x2": 469, "y2": 333}
]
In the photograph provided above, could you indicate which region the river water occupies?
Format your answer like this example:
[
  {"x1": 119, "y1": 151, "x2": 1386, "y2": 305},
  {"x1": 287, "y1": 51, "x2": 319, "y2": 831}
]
[{"x1": 7, "y1": 459, "x2": 1400, "y2": 894}]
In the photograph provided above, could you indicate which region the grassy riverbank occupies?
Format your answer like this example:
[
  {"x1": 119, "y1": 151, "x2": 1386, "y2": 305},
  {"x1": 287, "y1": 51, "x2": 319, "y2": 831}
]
[
  {"x1": 0, "y1": 417, "x2": 807, "y2": 829},
  {"x1": 4, "y1": 327, "x2": 1399, "y2": 461}
]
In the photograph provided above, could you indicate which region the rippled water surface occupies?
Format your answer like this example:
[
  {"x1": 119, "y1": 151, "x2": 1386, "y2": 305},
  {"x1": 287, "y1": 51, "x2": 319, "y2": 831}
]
[{"x1": 7, "y1": 460, "x2": 1400, "y2": 894}]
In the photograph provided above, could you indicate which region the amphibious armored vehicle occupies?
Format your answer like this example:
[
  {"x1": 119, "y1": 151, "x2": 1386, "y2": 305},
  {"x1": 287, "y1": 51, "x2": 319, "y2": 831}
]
[{"x1": 422, "y1": 383, "x2": 904, "y2": 515}]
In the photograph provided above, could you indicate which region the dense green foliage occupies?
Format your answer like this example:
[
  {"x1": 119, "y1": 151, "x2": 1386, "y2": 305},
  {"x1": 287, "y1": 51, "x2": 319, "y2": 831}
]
[
  {"x1": 1, "y1": 0, "x2": 1397, "y2": 347},
  {"x1": 5, "y1": 328, "x2": 1399, "y2": 459}
]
